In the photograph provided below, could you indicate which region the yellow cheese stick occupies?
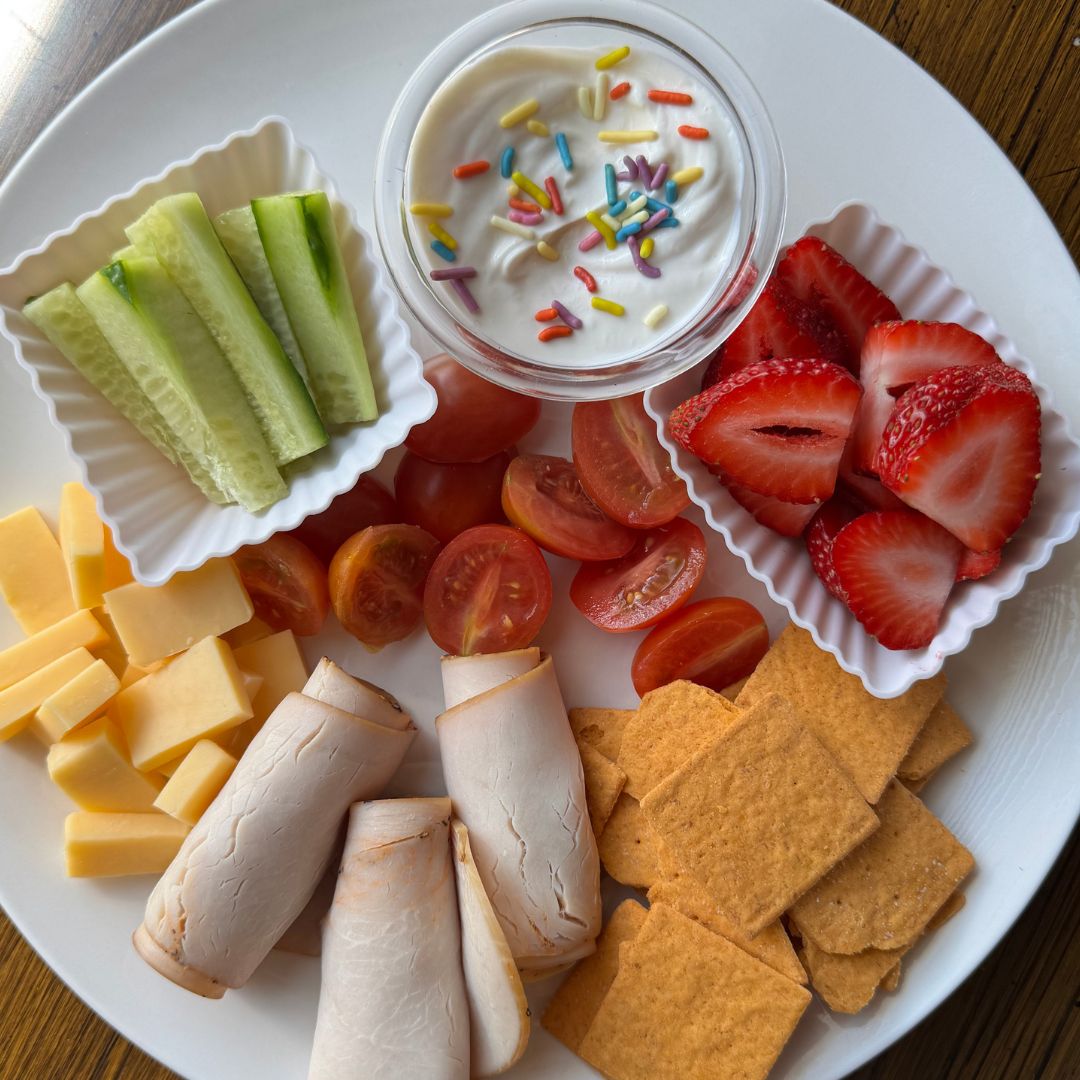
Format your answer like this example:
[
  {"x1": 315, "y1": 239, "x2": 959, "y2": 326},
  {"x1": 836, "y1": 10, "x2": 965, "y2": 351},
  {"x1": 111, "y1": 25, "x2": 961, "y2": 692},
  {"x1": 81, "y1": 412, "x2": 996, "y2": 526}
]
[
  {"x1": 32, "y1": 658, "x2": 120, "y2": 744},
  {"x1": 64, "y1": 812, "x2": 189, "y2": 877},
  {"x1": 0, "y1": 648, "x2": 96, "y2": 742},
  {"x1": 154, "y1": 740, "x2": 237, "y2": 826},
  {"x1": 0, "y1": 507, "x2": 76, "y2": 633},
  {"x1": 59, "y1": 482, "x2": 105, "y2": 609},
  {"x1": 0, "y1": 609, "x2": 107, "y2": 692}
]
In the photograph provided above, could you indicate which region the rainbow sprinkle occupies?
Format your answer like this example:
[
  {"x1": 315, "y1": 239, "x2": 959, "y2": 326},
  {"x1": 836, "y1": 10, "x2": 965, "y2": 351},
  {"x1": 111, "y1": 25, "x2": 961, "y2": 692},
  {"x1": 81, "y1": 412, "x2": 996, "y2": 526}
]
[
  {"x1": 573, "y1": 265, "x2": 598, "y2": 292},
  {"x1": 615, "y1": 222, "x2": 642, "y2": 242},
  {"x1": 509, "y1": 210, "x2": 544, "y2": 226},
  {"x1": 511, "y1": 170, "x2": 552, "y2": 209},
  {"x1": 628, "y1": 235, "x2": 661, "y2": 278},
  {"x1": 578, "y1": 230, "x2": 603, "y2": 252},
  {"x1": 678, "y1": 125, "x2": 710, "y2": 140},
  {"x1": 490, "y1": 215, "x2": 535, "y2": 240},
  {"x1": 429, "y1": 266, "x2": 476, "y2": 281},
  {"x1": 609, "y1": 198, "x2": 628, "y2": 217},
  {"x1": 585, "y1": 211, "x2": 617, "y2": 250},
  {"x1": 450, "y1": 277, "x2": 480, "y2": 313},
  {"x1": 598, "y1": 130, "x2": 658, "y2": 143},
  {"x1": 527, "y1": 119, "x2": 550, "y2": 136},
  {"x1": 605, "y1": 163, "x2": 618, "y2": 205},
  {"x1": 593, "y1": 72, "x2": 609, "y2": 121},
  {"x1": 651, "y1": 162, "x2": 670, "y2": 191},
  {"x1": 635, "y1": 155, "x2": 653, "y2": 190},
  {"x1": 536, "y1": 241, "x2": 559, "y2": 261},
  {"x1": 592, "y1": 296, "x2": 625, "y2": 316},
  {"x1": 410, "y1": 202, "x2": 452, "y2": 218},
  {"x1": 430, "y1": 240, "x2": 456, "y2": 262},
  {"x1": 500, "y1": 98, "x2": 540, "y2": 128},
  {"x1": 648, "y1": 89, "x2": 693, "y2": 105},
  {"x1": 671, "y1": 165, "x2": 704, "y2": 186},
  {"x1": 539, "y1": 325, "x2": 573, "y2": 342},
  {"x1": 595, "y1": 45, "x2": 630, "y2": 70},
  {"x1": 427, "y1": 222, "x2": 457, "y2": 250},
  {"x1": 577, "y1": 87, "x2": 593, "y2": 118},
  {"x1": 665, "y1": 179, "x2": 678, "y2": 204},
  {"x1": 552, "y1": 300, "x2": 583, "y2": 329},
  {"x1": 452, "y1": 160, "x2": 489, "y2": 179},
  {"x1": 544, "y1": 176, "x2": 564, "y2": 215},
  {"x1": 499, "y1": 146, "x2": 515, "y2": 178},
  {"x1": 643, "y1": 303, "x2": 669, "y2": 328},
  {"x1": 610, "y1": 81, "x2": 631, "y2": 100},
  {"x1": 639, "y1": 236, "x2": 655, "y2": 260},
  {"x1": 535, "y1": 307, "x2": 559, "y2": 321},
  {"x1": 555, "y1": 132, "x2": 573, "y2": 170}
]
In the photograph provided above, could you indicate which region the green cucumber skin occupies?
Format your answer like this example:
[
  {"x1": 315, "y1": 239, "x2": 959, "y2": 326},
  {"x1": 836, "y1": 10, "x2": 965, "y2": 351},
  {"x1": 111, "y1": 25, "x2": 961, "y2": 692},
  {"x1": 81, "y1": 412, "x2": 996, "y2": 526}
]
[
  {"x1": 252, "y1": 192, "x2": 378, "y2": 425},
  {"x1": 126, "y1": 192, "x2": 327, "y2": 465}
]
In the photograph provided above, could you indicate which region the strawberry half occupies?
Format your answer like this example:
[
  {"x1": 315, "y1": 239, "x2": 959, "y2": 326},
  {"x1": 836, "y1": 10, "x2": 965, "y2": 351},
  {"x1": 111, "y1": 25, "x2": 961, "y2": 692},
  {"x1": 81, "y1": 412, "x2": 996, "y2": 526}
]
[
  {"x1": 776, "y1": 237, "x2": 901, "y2": 374},
  {"x1": 956, "y1": 547, "x2": 1002, "y2": 582},
  {"x1": 832, "y1": 510, "x2": 964, "y2": 650},
  {"x1": 805, "y1": 497, "x2": 861, "y2": 600},
  {"x1": 725, "y1": 480, "x2": 820, "y2": 537},
  {"x1": 852, "y1": 321, "x2": 1001, "y2": 473},
  {"x1": 876, "y1": 364, "x2": 1041, "y2": 551},
  {"x1": 671, "y1": 358, "x2": 863, "y2": 504}
]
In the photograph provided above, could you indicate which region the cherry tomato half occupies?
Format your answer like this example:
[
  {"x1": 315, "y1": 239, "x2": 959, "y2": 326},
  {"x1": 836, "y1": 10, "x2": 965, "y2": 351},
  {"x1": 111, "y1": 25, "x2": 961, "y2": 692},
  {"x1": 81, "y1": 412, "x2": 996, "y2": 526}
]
[
  {"x1": 572, "y1": 394, "x2": 690, "y2": 528},
  {"x1": 630, "y1": 597, "x2": 769, "y2": 696},
  {"x1": 290, "y1": 475, "x2": 399, "y2": 564},
  {"x1": 329, "y1": 524, "x2": 440, "y2": 650},
  {"x1": 233, "y1": 534, "x2": 330, "y2": 637},
  {"x1": 395, "y1": 449, "x2": 510, "y2": 543},
  {"x1": 406, "y1": 354, "x2": 541, "y2": 463},
  {"x1": 570, "y1": 517, "x2": 707, "y2": 633},
  {"x1": 423, "y1": 525, "x2": 552, "y2": 655},
  {"x1": 501, "y1": 454, "x2": 636, "y2": 561}
]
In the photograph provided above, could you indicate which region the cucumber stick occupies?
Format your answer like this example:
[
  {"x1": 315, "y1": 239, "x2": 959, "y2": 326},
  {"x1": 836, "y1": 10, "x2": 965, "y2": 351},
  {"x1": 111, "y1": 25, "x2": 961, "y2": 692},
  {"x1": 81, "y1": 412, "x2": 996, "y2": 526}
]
[
  {"x1": 126, "y1": 193, "x2": 327, "y2": 465},
  {"x1": 76, "y1": 258, "x2": 286, "y2": 512},
  {"x1": 213, "y1": 206, "x2": 306, "y2": 377},
  {"x1": 22, "y1": 284, "x2": 228, "y2": 504},
  {"x1": 252, "y1": 192, "x2": 378, "y2": 424}
]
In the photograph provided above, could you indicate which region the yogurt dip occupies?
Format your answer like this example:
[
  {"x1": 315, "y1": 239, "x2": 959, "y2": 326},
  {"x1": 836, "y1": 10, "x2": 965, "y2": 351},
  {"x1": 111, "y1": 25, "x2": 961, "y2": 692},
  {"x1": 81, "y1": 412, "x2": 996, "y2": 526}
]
[{"x1": 405, "y1": 44, "x2": 745, "y2": 367}]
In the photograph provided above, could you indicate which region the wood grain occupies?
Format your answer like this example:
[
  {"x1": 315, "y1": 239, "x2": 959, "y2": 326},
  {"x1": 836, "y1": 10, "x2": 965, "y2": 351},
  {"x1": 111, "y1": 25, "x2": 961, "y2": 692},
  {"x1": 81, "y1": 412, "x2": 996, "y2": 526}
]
[{"x1": 0, "y1": 2, "x2": 1077, "y2": 1078}]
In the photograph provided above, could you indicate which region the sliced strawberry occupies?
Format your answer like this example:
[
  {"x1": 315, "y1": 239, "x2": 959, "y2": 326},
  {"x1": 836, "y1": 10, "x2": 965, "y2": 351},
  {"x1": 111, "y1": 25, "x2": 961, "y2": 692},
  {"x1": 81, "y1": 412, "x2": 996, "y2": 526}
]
[
  {"x1": 725, "y1": 480, "x2": 820, "y2": 537},
  {"x1": 805, "y1": 497, "x2": 861, "y2": 600},
  {"x1": 876, "y1": 364, "x2": 1041, "y2": 551},
  {"x1": 838, "y1": 469, "x2": 908, "y2": 512},
  {"x1": 777, "y1": 237, "x2": 901, "y2": 374},
  {"x1": 852, "y1": 321, "x2": 1001, "y2": 473},
  {"x1": 832, "y1": 510, "x2": 964, "y2": 650},
  {"x1": 671, "y1": 359, "x2": 862, "y2": 504},
  {"x1": 956, "y1": 547, "x2": 1002, "y2": 582}
]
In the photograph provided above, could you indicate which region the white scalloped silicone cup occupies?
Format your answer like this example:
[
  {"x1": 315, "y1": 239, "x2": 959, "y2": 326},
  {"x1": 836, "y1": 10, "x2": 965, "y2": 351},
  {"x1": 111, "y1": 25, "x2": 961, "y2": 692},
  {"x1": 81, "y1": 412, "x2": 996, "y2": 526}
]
[
  {"x1": 0, "y1": 117, "x2": 436, "y2": 586},
  {"x1": 647, "y1": 202, "x2": 1080, "y2": 698}
]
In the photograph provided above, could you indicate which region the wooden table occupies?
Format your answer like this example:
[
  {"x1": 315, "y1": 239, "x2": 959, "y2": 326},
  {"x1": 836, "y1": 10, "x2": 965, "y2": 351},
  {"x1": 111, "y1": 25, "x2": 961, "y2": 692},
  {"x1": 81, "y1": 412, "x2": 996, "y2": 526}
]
[{"x1": 0, "y1": 1, "x2": 1077, "y2": 1077}]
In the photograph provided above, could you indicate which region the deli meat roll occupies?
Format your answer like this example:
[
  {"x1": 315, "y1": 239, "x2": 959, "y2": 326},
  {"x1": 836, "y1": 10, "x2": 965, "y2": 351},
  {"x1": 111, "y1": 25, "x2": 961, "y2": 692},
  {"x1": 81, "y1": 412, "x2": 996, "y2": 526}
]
[
  {"x1": 308, "y1": 797, "x2": 469, "y2": 1080},
  {"x1": 133, "y1": 659, "x2": 416, "y2": 997},
  {"x1": 437, "y1": 650, "x2": 602, "y2": 977}
]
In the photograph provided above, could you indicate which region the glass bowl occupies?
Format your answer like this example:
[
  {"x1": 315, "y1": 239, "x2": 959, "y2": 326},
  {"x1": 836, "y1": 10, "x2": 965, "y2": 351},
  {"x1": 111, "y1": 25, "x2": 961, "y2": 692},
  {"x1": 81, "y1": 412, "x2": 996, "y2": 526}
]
[{"x1": 374, "y1": 0, "x2": 785, "y2": 401}]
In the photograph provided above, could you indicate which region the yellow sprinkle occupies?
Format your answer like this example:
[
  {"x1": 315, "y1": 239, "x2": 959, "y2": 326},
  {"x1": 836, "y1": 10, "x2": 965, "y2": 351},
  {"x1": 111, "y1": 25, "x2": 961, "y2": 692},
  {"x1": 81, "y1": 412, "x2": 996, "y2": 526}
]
[
  {"x1": 427, "y1": 222, "x2": 457, "y2": 250},
  {"x1": 585, "y1": 211, "x2": 617, "y2": 251},
  {"x1": 577, "y1": 86, "x2": 594, "y2": 118},
  {"x1": 596, "y1": 45, "x2": 630, "y2": 70},
  {"x1": 499, "y1": 98, "x2": 540, "y2": 128},
  {"x1": 671, "y1": 166, "x2": 704, "y2": 186},
  {"x1": 593, "y1": 72, "x2": 609, "y2": 121},
  {"x1": 490, "y1": 215, "x2": 536, "y2": 240},
  {"x1": 511, "y1": 170, "x2": 552, "y2": 209},
  {"x1": 644, "y1": 303, "x2": 669, "y2": 328},
  {"x1": 598, "y1": 130, "x2": 658, "y2": 144},
  {"x1": 623, "y1": 210, "x2": 649, "y2": 226},
  {"x1": 592, "y1": 297, "x2": 625, "y2": 316},
  {"x1": 624, "y1": 194, "x2": 648, "y2": 216},
  {"x1": 600, "y1": 212, "x2": 621, "y2": 232},
  {"x1": 410, "y1": 202, "x2": 453, "y2": 218},
  {"x1": 536, "y1": 241, "x2": 559, "y2": 261},
  {"x1": 639, "y1": 236, "x2": 654, "y2": 259},
  {"x1": 507, "y1": 182, "x2": 520, "y2": 197},
  {"x1": 526, "y1": 119, "x2": 550, "y2": 136}
]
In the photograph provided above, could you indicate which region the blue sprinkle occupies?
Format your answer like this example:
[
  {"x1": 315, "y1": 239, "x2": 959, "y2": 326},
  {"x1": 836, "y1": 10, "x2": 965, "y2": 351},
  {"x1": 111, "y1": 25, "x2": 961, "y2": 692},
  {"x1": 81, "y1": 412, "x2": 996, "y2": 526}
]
[
  {"x1": 665, "y1": 179, "x2": 678, "y2": 204},
  {"x1": 629, "y1": 189, "x2": 642, "y2": 202},
  {"x1": 608, "y1": 199, "x2": 627, "y2": 217},
  {"x1": 555, "y1": 132, "x2": 573, "y2": 171},
  {"x1": 500, "y1": 146, "x2": 515, "y2": 179},
  {"x1": 656, "y1": 216, "x2": 680, "y2": 229},
  {"x1": 430, "y1": 240, "x2": 456, "y2": 262},
  {"x1": 605, "y1": 163, "x2": 618, "y2": 205},
  {"x1": 644, "y1": 195, "x2": 674, "y2": 215},
  {"x1": 615, "y1": 222, "x2": 643, "y2": 241}
]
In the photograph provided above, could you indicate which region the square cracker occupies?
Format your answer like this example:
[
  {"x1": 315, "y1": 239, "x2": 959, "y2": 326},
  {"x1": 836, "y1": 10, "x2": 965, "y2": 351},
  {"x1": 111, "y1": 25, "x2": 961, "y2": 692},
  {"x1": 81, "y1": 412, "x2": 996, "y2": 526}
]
[
  {"x1": 579, "y1": 742, "x2": 626, "y2": 836},
  {"x1": 641, "y1": 693, "x2": 880, "y2": 937},
  {"x1": 597, "y1": 794, "x2": 662, "y2": 890},
  {"x1": 569, "y1": 706, "x2": 634, "y2": 762},
  {"x1": 617, "y1": 680, "x2": 740, "y2": 799},
  {"x1": 798, "y1": 938, "x2": 903, "y2": 1014},
  {"x1": 579, "y1": 903, "x2": 811, "y2": 1080},
  {"x1": 736, "y1": 625, "x2": 945, "y2": 802},
  {"x1": 789, "y1": 780, "x2": 974, "y2": 954},
  {"x1": 897, "y1": 701, "x2": 973, "y2": 784},
  {"x1": 542, "y1": 899, "x2": 647, "y2": 1052}
]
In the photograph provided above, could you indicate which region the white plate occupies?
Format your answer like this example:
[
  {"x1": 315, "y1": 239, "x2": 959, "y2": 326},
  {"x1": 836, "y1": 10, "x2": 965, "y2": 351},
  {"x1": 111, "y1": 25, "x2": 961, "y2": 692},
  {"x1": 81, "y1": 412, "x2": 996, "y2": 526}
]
[{"x1": 0, "y1": 1, "x2": 1078, "y2": 1078}]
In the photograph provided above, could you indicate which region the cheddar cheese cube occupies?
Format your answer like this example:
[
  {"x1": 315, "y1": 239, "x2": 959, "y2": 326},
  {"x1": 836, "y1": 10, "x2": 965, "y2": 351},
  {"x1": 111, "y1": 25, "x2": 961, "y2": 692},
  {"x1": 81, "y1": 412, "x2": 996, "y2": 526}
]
[
  {"x1": 90, "y1": 605, "x2": 129, "y2": 677},
  {"x1": 47, "y1": 717, "x2": 163, "y2": 812},
  {"x1": 119, "y1": 662, "x2": 158, "y2": 690},
  {"x1": 0, "y1": 506, "x2": 76, "y2": 633},
  {"x1": 0, "y1": 648, "x2": 96, "y2": 742},
  {"x1": 113, "y1": 636, "x2": 253, "y2": 771},
  {"x1": 0, "y1": 609, "x2": 108, "y2": 692},
  {"x1": 154, "y1": 739, "x2": 237, "y2": 825},
  {"x1": 64, "y1": 812, "x2": 189, "y2": 877},
  {"x1": 104, "y1": 559, "x2": 253, "y2": 666},
  {"x1": 59, "y1": 482, "x2": 105, "y2": 609},
  {"x1": 222, "y1": 630, "x2": 307, "y2": 755},
  {"x1": 32, "y1": 658, "x2": 120, "y2": 744},
  {"x1": 222, "y1": 615, "x2": 273, "y2": 649}
]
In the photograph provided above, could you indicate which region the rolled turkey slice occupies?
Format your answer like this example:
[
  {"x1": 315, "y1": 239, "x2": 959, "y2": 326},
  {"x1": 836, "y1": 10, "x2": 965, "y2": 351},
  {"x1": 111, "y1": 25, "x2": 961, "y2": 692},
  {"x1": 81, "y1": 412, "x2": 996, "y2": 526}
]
[
  {"x1": 437, "y1": 653, "x2": 601, "y2": 976},
  {"x1": 308, "y1": 797, "x2": 469, "y2": 1080},
  {"x1": 133, "y1": 660, "x2": 415, "y2": 998}
]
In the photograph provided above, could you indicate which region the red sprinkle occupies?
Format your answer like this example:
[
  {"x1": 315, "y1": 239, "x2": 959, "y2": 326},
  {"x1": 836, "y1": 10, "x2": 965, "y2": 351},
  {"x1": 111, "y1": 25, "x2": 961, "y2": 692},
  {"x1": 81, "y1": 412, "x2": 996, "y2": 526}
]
[
  {"x1": 535, "y1": 307, "x2": 559, "y2": 322},
  {"x1": 678, "y1": 125, "x2": 710, "y2": 139},
  {"x1": 573, "y1": 265, "x2": 598, "y2": 293},
  {"x1": 452, "y1": 160, "x2": 490, "y2": 179},
  {"x1": 538, "y1": 325, "x2": 573, "y2": 342},
  {"x1": 509, "y1": 197, "x2": 543, "y2": 214},
  {"x1": 610, "y1": 81, "x2": 631, "y2": 100},
  {"x1": 544, "y1": 176, "x2": 564, "y2": 216},
  {"x1": 649, "y1": 89, "x2": 693, "y2": 105}
]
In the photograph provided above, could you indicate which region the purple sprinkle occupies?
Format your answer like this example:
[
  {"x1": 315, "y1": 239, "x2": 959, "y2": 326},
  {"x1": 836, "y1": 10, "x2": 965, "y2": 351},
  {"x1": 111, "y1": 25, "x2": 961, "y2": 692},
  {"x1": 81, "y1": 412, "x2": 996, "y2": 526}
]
[
  {"x1": 578, "y1": 230, "x2": 603, "y2": 252},
  {"x1": 622, "y1": 155, "x2": 639, "y2": 179},
  {"x1": 641, "y1": 207, "x2": 670, "y2": 233},
  {"x1": 551, "y1": 300, "x2": 583, "y2": 330},
  {"x1": 449, "y1": 277, "x2": 480, "y2": 313},
  {"x1": 635, "y1": 155, "x2": 653, "y2": 191},
  {"x1": 650, "y1": 162, "x2": 669, "y2": 191},
  {"x1": 429, "y1": 266, "x2": 478, "y2": 281},
  {"x1": 628, "y1": 236, "x2": 662, "y2": 279},
  {"x1": 508, "y1": 210, "x2": 543, "y2": 226},
  {"x1": 616, "y1": 170, "x2": 634, "y2": 182}
]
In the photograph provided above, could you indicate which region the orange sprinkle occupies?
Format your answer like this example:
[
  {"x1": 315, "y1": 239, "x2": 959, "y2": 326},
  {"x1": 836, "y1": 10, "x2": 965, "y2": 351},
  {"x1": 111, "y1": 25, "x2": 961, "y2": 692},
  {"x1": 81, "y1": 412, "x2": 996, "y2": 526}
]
[
  {"x1": 509, "y1": 197, "x2": 543, "y2": 213},
  {"x1": 452, "y1": 160, "x2": 490, "y2": 179},
  {"x1": 535, "y1": 308, "x2": 559, "y2": 322},
  {"x1": 610, "y1": 81, "x2": 631, "y2": 100},
  {"x1": 573, "y1": 265, "x2": 598, "y2": 292},
  {"x1": 677, "y1": 124, "x2": 710, "y2": 139},
  {"x1": 538, "y1": 325, "x2": 573, "y2": 341},
  {"x1": 544, "y1": 176, "x2": 564, "y2": 215},
  {"x1": 648, "y1": 89, "x2": 693, "y2": 105}
]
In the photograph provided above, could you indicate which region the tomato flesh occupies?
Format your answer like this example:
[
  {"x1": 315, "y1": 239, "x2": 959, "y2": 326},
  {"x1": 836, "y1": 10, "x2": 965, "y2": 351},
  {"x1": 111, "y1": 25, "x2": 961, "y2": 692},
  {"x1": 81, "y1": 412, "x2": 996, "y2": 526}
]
[
  {"x1": 329, "y1": 524, "x2": 440, "y2": 650},
  {"x1": 572, "y1": 394, "x2": 690, "y2": 528},
  {"x1": 395, "y1": 449, "x2": 510, "y2": 543},
  {"x1": 502, "y1": 454, "x2": 636, "y2": 561},
  {"x1": 630, "y1": 597, "x2": 769, "y2": 695},
  {"x1": 570, "y1": 517, "x2": 707, "y2": 632},
  {"x1": 233, "y1": 534, "x2": 330, "y2": 637},
  {"x1": 406, "y1": 354, "x2": 541, "y2": 463},
  {"x1": 290, "y1": 475, "x2": 399, "y2": 564},
  {"x1": 423, "y1": 524, "x2": 552, "y2": 655}
]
